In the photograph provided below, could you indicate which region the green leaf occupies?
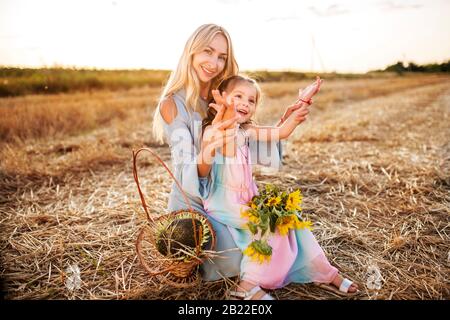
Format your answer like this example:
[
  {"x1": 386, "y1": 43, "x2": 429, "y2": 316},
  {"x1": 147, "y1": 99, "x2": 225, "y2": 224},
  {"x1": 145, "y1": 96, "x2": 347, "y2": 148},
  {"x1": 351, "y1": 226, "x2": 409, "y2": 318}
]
[
  {"x1": 253, "y1": 240, "x2": 273, "y2": 256},
  {"x1": 269, "y1": 215, "x2": 277, "y2": 233},
  {"x1": 261, "y1": 228, "x2": 267, "y2": 237},
  {"x1": 248, "y1": 222, "x2": 258, "y2": 235}
]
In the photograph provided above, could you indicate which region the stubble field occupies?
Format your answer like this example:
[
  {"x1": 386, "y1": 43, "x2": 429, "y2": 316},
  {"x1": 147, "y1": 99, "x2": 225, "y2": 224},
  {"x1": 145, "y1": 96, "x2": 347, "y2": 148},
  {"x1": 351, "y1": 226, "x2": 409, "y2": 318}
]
[{"x1": 1, "y1": 74, "x2": 449, "y2": 299}]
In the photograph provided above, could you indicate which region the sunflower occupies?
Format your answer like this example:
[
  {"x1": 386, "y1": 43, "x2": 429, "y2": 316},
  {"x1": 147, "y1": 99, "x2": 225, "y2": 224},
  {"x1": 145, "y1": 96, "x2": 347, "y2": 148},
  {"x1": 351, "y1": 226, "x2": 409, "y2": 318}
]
[
  {"x1": 285, "y1": 189, "x2": 303, "y2": 211},
  {"x1": 297, "y1": 219, "x2": 313, "y2": 230},
  {"x1": 240, "y1": 207, "x2": 260, "y2": 224},
  {"x1": 266, "y1": 196, "x2": 281, "y2": 207},
  {"x1": 249, "y1": 201, "x2": 257, "y2": 210},
  {"x1": 277, "y1": 215, "x2": 295, "y2": 236},
  {"x1": 243, "y1": 240, "x2": 272, "y2": 263},
  {"x1": 240, "y1": 207, "x2": 249, "y2": 218},
  {"x1": 277, "y1": 214, "x2": 313, "y2": 235}
]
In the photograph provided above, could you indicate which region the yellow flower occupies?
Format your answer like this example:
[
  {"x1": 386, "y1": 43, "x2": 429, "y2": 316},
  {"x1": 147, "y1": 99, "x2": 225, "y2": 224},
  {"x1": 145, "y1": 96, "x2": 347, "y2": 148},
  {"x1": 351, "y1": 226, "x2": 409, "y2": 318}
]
[
  {"x1": 243, "y1": 241, "x2": 272, "y2": 263},
  {"x1": 277, "y1": 215, "x2": 295, "y2": 235},
  {"x1": 278, "y1": 224, "x2": 290, "y2": 236},
  {"x1": 285, "y1": 190, "x2": 303, "y2": 211},
  {"x1": 246, "y1": 200, "x2": 258, "y2": 210},
  {"x1": 298, "y1": 220, "x2": 313, "y2": 230},
  {"x1": 290, "y1": 215, "x2": 313, "y2": 230},
  {"x1": 258, "y1": 253, "x2": 270, "y2": 263},
  {"x1": 292, "y1": 214, "x2": 302, "y2": 229},
  {"x1": 249, "y1": 215, "x2": 259, "y2": 224},
  {"x1": 243, "y1": 246, "x2": 271, "y2": 263},
  {"x1": 277, "y1": 215, "x2": 313, "y2": 235},
  {"x1": 266, "y1": 196, "x2": 281, "y2": 207},
  {"x1": 240, "y1": 207, "x2": 249, "y2": 218},
  {"x1": 243, "y1": 246, "x2": 255, "y2": 256},
  {"x1": 241, "y1": 207, "x2": 260, "y2": 224}
]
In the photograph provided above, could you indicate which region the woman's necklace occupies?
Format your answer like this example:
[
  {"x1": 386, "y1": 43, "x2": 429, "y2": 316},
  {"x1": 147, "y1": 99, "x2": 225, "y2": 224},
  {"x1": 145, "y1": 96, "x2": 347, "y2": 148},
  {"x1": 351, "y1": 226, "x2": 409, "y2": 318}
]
[{"x1": 200, "y1": 87, "x2": 208, "y2": 101}]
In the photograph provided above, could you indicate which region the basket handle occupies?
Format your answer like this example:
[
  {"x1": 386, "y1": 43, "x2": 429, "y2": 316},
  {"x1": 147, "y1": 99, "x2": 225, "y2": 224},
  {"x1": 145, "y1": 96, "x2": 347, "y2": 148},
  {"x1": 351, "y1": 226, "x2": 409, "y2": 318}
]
[{"x1": 132, "y1": 147, "x2": 195, "y2": 223}]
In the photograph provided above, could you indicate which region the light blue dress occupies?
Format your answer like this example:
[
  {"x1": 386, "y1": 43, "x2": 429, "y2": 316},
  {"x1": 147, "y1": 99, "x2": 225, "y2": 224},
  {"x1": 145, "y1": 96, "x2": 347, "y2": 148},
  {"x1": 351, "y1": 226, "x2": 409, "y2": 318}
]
[{"x1": 161, "y1": 89, "x2": 282, "y2": 281}]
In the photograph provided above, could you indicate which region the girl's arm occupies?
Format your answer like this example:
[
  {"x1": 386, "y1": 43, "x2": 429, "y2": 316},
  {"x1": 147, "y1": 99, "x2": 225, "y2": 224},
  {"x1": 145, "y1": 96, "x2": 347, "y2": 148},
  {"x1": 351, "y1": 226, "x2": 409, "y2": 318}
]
[{"x1": 244, "y1": 105, "x2": 309, "y2": 141}]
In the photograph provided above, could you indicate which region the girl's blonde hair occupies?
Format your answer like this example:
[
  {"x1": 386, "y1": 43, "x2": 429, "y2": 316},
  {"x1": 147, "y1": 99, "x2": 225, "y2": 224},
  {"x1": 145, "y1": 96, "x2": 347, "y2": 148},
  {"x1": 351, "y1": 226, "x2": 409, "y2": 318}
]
[{"x1": 153, "y1": 24, "x2": 239, "y2": 143}]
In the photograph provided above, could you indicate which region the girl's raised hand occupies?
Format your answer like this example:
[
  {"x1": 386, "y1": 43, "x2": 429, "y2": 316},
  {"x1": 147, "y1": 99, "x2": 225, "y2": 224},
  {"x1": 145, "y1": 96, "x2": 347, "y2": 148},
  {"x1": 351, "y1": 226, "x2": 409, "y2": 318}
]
[
  {"x1": 277, "y1": 77, "x2": 322, "y2": 126},
  {"x1": 278, "y1": 98, "x2": 309, "y2": 126},
  {"x1": 299, "y1": 76, "x2": 323, "y2": 103},
  {"x1": 292, "y1": 105, "x2": 310, "y2": 123}
]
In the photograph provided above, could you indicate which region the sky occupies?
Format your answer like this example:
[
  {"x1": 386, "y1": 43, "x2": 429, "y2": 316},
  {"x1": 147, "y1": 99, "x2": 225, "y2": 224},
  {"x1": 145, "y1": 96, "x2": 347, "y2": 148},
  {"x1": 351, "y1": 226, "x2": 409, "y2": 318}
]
[{"x1": 0, "y1": 0, "x2": 449, "y2": 73}]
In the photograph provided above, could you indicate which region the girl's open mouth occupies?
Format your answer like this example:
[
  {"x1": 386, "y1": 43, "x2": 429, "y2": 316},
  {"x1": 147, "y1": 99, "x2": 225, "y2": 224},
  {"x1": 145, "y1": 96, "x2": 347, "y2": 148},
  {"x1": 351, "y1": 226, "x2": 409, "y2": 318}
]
[{"x1": 237, "y1": 108, "x2": 248, "y2": 117}]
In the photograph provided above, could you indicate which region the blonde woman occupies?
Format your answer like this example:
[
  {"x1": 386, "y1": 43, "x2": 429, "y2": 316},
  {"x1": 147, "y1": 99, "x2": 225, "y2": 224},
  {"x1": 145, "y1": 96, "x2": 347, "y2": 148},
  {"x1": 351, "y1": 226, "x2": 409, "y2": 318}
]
[
  {"x1": 153, "y1": 24, "x2": 240, "y2": 281},
  {"x1": 152, "y1": 24, "x2": 310, "y2": 291}
]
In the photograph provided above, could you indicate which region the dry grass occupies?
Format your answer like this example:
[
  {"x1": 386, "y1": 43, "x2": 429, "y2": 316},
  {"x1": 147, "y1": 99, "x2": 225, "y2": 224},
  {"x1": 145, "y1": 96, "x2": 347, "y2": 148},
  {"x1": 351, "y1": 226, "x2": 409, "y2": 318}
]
[
  {"x1": 0, "y1": 86, "x2": 162, "y2": 143},
  {"x1": 256, "y1": 74, "x2": 447, "y2": 124},
  {"x1": 0, "y1": 75, "x2": 449, "y2": 299}
]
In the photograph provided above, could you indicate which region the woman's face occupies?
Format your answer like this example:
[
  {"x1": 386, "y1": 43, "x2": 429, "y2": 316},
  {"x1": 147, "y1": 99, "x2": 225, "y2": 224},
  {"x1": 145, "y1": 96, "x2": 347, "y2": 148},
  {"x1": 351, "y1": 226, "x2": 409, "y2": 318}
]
[
  {"x1": 226, "y1": 82, "x2": 257, "y2": 124},
  {"x1": 192, "y1": 33, "x2": 228, "y2": 84}
]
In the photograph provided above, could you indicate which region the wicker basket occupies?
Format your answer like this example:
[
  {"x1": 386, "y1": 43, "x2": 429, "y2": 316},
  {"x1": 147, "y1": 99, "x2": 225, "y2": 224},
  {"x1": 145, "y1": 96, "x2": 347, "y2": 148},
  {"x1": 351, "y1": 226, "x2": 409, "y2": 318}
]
[{"x1": 132, "y1": 148, "x2": 216, "y2": 288}]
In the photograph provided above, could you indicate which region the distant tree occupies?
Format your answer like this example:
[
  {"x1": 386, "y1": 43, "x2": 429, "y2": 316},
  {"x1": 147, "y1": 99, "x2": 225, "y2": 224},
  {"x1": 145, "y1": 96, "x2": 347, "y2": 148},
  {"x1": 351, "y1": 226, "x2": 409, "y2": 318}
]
[
  {"x1": 441, "y1": 61, "x2": 450, "y2": 72},
  {"x1": 382, "y1": 60, "x2": 450, "y2": 74},
  {"x1": 406, "y1": 62, "x2": 424, "y2": 72},
  {"x1": 385, "y1": 61, "x2": 406, "y2": 74}
]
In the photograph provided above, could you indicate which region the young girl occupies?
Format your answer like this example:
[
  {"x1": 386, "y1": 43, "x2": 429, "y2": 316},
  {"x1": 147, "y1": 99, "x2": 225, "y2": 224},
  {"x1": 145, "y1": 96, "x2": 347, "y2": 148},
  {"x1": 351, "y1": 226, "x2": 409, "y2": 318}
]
[{"x1": 201, "y1": 75, "x2": 359, "y2": 299}]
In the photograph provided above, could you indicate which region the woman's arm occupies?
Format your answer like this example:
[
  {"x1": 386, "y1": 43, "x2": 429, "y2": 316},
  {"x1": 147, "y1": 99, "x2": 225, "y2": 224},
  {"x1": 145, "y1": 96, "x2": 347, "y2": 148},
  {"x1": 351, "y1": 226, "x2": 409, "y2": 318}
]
[
  {"x1": 160, "y1": 96, "x2": 212, "y2": 197},
  {"x1": 160, "y1": 97, "x2": 210, "y2": 178},
  {"x1": 198, "y1": 106, "x2": 238, "y2": 176}
]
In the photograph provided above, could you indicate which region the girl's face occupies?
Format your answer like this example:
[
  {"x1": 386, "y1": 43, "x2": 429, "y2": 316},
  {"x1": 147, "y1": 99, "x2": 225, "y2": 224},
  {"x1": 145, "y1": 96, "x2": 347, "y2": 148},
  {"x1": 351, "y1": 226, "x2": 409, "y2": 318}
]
[
  {"x1": 226, "y1": 82, "x2": 257, "y2": 124},
  {"x1": 192, "y1": 33, "x2": 228, "y2": 84}
]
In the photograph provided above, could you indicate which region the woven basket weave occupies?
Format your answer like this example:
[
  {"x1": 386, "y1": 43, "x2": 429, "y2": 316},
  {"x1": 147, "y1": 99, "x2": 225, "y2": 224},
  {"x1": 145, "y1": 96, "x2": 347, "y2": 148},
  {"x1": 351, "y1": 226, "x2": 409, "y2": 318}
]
[{"x1": 132, "y1": 148, "x2": 216, "y2": 288}]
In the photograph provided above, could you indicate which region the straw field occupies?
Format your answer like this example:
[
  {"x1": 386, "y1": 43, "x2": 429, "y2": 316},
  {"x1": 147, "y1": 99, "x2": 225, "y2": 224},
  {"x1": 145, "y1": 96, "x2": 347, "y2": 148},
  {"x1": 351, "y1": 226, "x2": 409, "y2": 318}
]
[{"x1": 0, "y1": 74, "x2": 449, "y2": 299}]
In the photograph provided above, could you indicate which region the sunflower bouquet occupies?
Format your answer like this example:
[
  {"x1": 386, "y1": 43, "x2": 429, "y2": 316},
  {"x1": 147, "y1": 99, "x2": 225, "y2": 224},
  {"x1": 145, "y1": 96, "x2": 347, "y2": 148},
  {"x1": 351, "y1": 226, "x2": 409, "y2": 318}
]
[{"x1": 241, "y1": 184, "x2": 312, "y2": 263}]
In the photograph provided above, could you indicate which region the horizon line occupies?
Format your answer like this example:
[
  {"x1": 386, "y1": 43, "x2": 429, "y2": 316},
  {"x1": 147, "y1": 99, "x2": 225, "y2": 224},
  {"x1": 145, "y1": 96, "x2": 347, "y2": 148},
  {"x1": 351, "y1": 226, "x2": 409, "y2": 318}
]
[{"x1": 1, "y1": 58, "x2": 449, "y2": 75}]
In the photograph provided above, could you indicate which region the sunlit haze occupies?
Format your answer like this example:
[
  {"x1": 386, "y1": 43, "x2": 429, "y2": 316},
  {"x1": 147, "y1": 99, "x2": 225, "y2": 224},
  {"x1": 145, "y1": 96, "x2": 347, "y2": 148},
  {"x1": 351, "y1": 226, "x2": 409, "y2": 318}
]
[{"x1": 1, "y1": 0, "x2": 449, "y2": 73}]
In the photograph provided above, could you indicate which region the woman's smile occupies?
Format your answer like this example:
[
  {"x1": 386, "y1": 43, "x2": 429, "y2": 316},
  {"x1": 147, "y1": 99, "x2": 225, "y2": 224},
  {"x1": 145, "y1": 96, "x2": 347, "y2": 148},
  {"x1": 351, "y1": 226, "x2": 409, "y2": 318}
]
[{"x1": 201, "y1": 65, "x2": 216, "y2": 76}]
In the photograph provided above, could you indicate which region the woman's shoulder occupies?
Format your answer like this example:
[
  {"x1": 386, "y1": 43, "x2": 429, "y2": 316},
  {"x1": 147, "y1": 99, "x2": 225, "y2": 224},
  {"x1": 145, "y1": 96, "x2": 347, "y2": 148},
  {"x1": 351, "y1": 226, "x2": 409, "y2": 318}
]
[
  {"x1": 159, "y1": 96, "x2": 178, "y2": 125},
  {"x1": 159, "y1": 89, "x2": 189, "y2": 124}
]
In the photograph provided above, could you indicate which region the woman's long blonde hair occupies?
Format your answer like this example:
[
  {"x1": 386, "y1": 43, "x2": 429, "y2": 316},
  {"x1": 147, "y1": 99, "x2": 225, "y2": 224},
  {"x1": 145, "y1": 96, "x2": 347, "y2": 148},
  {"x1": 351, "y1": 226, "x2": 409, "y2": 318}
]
[{"x1": 152, "y1": 24, "x2": 239, "y2": 144}]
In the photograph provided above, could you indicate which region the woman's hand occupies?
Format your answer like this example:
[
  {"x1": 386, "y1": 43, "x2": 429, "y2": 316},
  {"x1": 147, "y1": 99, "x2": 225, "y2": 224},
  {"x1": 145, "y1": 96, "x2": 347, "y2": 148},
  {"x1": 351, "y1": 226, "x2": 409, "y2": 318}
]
[
  {"x1": 211, "y1": 90, "x2": 237, "y2": 129},
  {"x1": 199, "y1": 102, "x2": 238, "y2": 165}
]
